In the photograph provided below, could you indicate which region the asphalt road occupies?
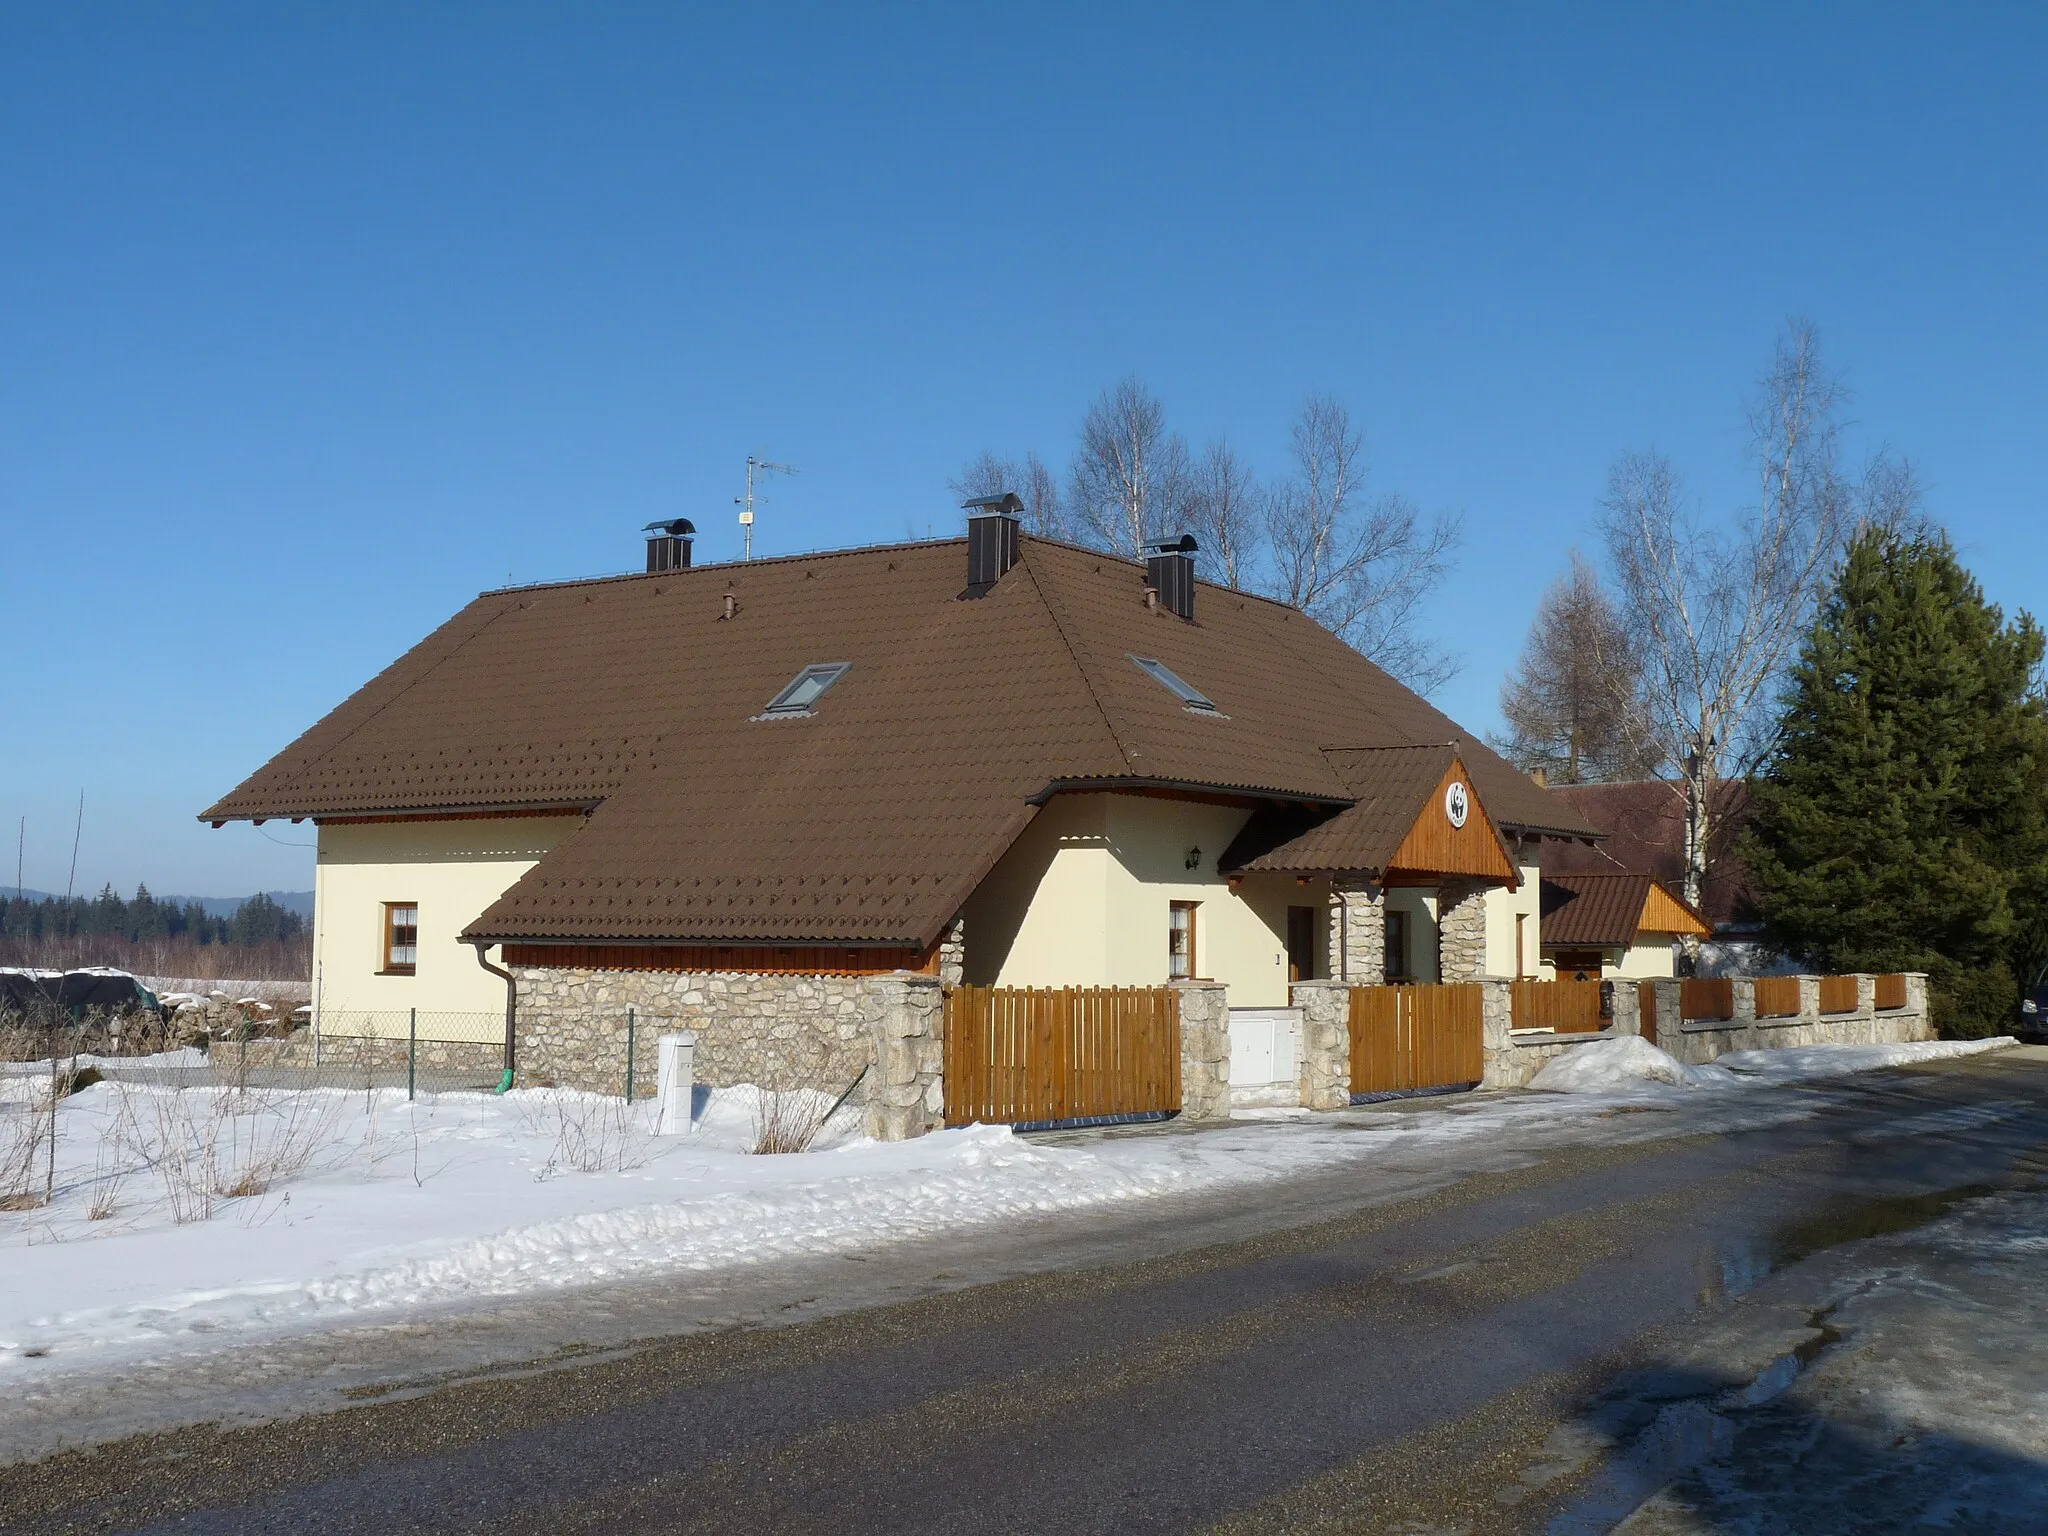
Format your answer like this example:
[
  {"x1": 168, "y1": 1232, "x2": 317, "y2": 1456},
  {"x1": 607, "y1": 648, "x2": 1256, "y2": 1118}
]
[{"x1": 7, "y1": 1050, "x2": 2048, "y2": 1534}]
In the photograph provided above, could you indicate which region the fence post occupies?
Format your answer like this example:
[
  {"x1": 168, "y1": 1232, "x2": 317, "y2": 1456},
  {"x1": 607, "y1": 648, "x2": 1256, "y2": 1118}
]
[
  {"x1": 407, "y1": 1007, "x2": 417, "y2": 1101},
  {"x1": 625, "y1": 1007, "x2": 636, "y2": 1102}
]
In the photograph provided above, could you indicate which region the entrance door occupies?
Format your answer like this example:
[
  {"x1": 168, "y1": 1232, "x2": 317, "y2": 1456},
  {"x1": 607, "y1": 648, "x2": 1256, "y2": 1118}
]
[{"x1": 1286, "y1": 906, "x2": 1317, "y2": 982}]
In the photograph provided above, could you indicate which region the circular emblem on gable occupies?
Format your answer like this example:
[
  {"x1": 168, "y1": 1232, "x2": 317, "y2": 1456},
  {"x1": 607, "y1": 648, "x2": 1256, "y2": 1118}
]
[{"x1": 1445, "y1": 781, "x2": 1470, "y2": 829}]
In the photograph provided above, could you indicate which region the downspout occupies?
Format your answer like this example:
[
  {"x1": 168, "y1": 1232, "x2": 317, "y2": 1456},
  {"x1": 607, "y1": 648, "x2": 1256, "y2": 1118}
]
[{"x1": 469, "y1": 940, "x2": 517, "y2": 1094}]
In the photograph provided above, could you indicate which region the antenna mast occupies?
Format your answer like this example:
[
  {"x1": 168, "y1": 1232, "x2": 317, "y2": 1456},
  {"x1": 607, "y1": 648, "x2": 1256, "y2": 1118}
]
[{"x1": 735, "y1": 455, "x2": 798, "y2": 560}]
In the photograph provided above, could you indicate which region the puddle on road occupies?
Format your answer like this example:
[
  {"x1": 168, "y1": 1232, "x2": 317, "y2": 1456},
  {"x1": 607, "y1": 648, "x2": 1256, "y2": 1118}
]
[
  {"x1": 1706, "y1": 1182, "x2": 1997, "y2": 1302},
  {"x1": 1547, "y1": 1183, "x2": 1996, "y2": 1533}
]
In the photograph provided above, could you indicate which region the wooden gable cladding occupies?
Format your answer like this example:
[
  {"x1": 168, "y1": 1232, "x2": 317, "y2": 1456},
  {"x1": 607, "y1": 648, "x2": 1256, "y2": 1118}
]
[
  {"x1": 1638, "y1": 882, "x2": 1711, "y2": 938},
  {"x1": 1384, "y1": 756, "x2": 1518, "y2": 885}
]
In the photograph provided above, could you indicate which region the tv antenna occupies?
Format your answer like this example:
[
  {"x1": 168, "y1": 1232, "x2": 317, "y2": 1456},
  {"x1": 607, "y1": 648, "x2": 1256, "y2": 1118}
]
[{"x1": 735, "y1": 456, "x2": 798, "y2": 560}]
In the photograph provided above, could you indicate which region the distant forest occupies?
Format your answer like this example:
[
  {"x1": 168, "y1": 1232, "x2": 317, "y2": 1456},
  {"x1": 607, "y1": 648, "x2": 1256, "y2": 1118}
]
[{"x1": 0, "y1": 887, "x2": 311, "y2": 983}]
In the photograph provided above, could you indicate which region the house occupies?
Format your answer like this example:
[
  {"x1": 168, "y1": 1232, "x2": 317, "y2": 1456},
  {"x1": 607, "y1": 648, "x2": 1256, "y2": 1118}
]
[
  {"x1": 1542, "y1": 779, "x2": 1772, "y2": 975},
  {"x1": 1536, "y1": 871, "x2": 1710, "y2": 979},
  {"x1": 202, "y1": 504, "x2": 1603, "y2": 1122}
]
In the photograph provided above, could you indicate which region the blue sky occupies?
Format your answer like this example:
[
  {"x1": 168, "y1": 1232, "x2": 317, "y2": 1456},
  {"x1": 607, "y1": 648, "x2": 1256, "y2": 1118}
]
[{"x1": 4, "y1": 5, "x2": 2044, "y2": 897}]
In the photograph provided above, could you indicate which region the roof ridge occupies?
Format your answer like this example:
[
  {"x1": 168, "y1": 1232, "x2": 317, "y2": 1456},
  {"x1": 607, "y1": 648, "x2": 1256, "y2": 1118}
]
[
  {"x1": 1015, "y1": 545, "x2": 1138, "y2": 774},
  {"x1": 477, "y1": 535, "x2": 964, "y2": 598}
]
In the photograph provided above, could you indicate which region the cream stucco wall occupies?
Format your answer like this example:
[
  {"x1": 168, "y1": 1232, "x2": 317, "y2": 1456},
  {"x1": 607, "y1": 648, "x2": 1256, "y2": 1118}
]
[
  {"x1": 313, "y1": 815, "x2": 579, "y2": 1026},
  {"x1": 1609, "y1": 936, "x2": 1680, "y2": 978},
  {"x1": 1482, "y1": 863, "x2": 1544, "y2": 979},
  {"x1": 961, "y1": 793, "x2": 1327, "y2": 1007}
]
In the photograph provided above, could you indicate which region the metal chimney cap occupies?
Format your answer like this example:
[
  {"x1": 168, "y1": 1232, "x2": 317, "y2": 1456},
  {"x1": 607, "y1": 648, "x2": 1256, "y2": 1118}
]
[
  {"x1": 962, "y1": 492, "x2": 1024, "y2": 516},
  {"x1": 643, "y1": 518, "x2": 697, "y2": 537},
  {"x1": 1147, "y1": 533, "x2": 1198, "y2": 555}
]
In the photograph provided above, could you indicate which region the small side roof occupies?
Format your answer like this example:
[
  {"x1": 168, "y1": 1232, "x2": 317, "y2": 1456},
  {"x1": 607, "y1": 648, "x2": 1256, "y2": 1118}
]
[{"x1": 1540, "y1": 871, "x2": 1710, "y2": 948}]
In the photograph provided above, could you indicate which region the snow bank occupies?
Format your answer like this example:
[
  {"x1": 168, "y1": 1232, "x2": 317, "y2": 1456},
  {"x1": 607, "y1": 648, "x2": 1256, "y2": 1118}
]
[
  {"x1": 1528, "y1": 1036, "x2": 1736, "y2": 1093},
  {"x1": 1529, "y1": 1034, "x2": 2014, "y2": 1095},
  {"x1": 1714, "y1": 1036, "x2": 2014, "y2": 1082}
]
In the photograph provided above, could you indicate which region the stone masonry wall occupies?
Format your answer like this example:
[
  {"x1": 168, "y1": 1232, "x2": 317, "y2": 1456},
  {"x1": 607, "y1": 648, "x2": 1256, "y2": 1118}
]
[
  {"x1": 1327, "y1": 881, "x2": 1386, "y2": 985},
  {"x1": 514, "y1": 967, "x2": 872, "y2": 1099}
]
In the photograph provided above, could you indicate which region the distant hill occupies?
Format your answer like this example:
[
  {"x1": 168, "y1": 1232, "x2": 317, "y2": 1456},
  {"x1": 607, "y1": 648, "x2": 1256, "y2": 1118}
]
[{"x1": 4, "y1": 888, "x2": 314, "y2": 920}]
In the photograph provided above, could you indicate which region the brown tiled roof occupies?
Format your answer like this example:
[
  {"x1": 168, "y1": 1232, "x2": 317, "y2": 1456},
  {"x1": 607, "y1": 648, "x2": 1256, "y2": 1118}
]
[
  {"x1": 203, "y1": 536, "x2": 1602, "y2": 947},
  {"x1": 1223, "y1": 745, "x2": 1454, "y2": 875},
  {"x1": 1541, "y1": 780, "x2": 1757, "y2": 931},
  {"x1": 1540, "y1": 873, "x2": 1652, "y2": 947}
]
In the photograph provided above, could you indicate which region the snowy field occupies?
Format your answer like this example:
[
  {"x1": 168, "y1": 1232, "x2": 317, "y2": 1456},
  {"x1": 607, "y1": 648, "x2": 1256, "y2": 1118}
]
[{"x1": 0, "y1": 1036, "x2": 2012, "y2": 1385}]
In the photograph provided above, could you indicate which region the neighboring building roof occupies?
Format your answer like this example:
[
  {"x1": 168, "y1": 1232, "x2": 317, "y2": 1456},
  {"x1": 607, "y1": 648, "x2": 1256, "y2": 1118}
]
[
  {"x1": 203, "y1": 535, "x2": 1602, "y2": 949},
  {"x1": 1539, "y1": 871, "x2": 1711, "y2": 948},
  {"x1": 1539, "y1": 779, "x2": 1758, "y2": 932}
]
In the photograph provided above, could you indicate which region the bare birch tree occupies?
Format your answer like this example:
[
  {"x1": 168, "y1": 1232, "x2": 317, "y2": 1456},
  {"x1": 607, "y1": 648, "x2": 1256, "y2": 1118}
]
[
  {"x1": 949, "y1": 382, "x2": 1463, "y2": 693},
  {"x1": 948, "y1": 450, "x2": 1067, "y2": 538},
  {"x1": 1600, "y1": 320, "x2": 1855, "y2": 917},
  {"x1": 1068, "y1": 377, "x2": 1192, "y2": 557},
  {"x1": 1495, "y1": 551, "x2": 1655, "y2": 784},
  {"x1": 1184, "y1": 440, "x2": 1261, "y2": 591},
  {"x1": 1266, "y1": 395, "x2": 1462, "y2": 692}
]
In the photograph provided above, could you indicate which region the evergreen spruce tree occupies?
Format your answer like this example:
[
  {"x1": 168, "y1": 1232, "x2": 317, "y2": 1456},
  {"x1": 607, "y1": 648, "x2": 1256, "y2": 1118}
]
[{"x1": 1746, "y1": 528, "x2": 2048, "y2": 1036}]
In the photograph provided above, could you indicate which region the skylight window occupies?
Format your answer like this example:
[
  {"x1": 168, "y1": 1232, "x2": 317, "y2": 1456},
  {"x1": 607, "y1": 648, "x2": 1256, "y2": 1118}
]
[
  {"x1": 757, "y1": 662, "x2": 851, "y2": 719},
  {"x1": 1129, "y1": 654, "x2": 1224, "y2": 716}
]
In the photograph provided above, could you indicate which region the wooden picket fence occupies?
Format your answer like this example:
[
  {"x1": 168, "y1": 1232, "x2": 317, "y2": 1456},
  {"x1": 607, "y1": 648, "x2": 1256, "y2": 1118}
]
[
  {"x1": 1509, "y1": 979, "x2": 1605, "y2": 1034},
  {"x1": 942, "y1": 985, "x2": 1180, "y2": 1128},
  {"x1": 1349, "y1": 984, "x2": 1484, "y2": 1097}
]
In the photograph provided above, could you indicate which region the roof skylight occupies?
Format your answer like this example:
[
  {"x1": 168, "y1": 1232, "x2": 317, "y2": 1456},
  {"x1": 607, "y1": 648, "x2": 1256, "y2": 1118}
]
[
  {"x1": 1129, "y1": 654, "x2": 1224, "y2": 716},
  {"x1": 757, "y1": 662, "x2": 851, "y2": 719}
]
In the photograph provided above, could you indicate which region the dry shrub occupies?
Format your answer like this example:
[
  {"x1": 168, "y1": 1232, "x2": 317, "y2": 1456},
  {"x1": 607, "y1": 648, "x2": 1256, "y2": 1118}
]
[
  {"x1": 517, "y1": 1090, "x2": 655, "y2": 1177},
  {"x1": 138, "y1": 1084, "x2": 351, "y2": 1221},
  {"x1": 748, "y1": 1036, "x2": 843, "y2": 1155}
]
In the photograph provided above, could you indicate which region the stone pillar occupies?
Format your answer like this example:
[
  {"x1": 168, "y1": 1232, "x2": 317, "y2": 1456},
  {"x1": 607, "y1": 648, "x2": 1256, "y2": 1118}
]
[
  {"x1": 1854, "y1": 973, "x2": 1877, "y2": 1016},
  {"x1": 862, "y1": 972, "x2": 945, "y2": 1141},
  {"x1": 937, "y1": 915, "x2": 966, "y2": 989},
  {"x1": 1292, "y1": 980, "x2": 1352, "y2": 1111},
  {"x1": 1327, "y1": 880, "x2": 1386, "y2": 985},
  {"x1": 1173, "y1": 980, "x2": 1232, "y2": 1121},
  {"x1": 1436, "y1": 878, "x2": 1492, "y2": 982},
  {"x1": 1796, "y1": 975, "x2": 1821, "y2": 1022},
  {"x1": 1477, "y1": 978, "x2": 1517, "y2": 1089},
  {"x1": 1731, "y1": 977, "x2": 1759, "y2": 1028},
  {"x1": 1609, "y1": 977, "x2": 1641, "y2": 1037}
]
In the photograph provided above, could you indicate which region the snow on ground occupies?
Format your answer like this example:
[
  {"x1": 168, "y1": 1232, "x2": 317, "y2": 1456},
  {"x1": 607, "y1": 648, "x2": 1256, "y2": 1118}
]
[
  {"x1": 1529, "y1": 1035, "x2": 2011, "y2": 1095},
  {"x1": 0, "y1": 1037, "x2": 2017, "y2": 1383}
]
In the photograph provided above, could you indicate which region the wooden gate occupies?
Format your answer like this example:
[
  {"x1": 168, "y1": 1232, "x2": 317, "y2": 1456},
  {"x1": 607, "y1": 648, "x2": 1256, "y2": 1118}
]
[
  {"x1": 1638, "y1": 980, "x2": 1659, "y2": 1048},
  {"x1": 1348, "y1": 984, "x2": 1484, "y2": 1098},
  {"x1": 943, "y1": 985, "x2": 1180, "y2": 1128}
]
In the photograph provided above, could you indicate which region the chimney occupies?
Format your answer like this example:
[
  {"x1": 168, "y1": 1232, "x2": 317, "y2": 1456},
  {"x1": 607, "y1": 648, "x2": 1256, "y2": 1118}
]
[
  {"x1": 643, "y1": 518, "x2": 695, "y2": 573},
  {"x1": 1144, "y1": 534, "x2": 1198, "y2": 621},
  {"x1": 1529, "y1": 766, "x2": 1549, "y2": 788},
  {"x1": 961, "y1": 492, "x2": 1023, "y2": 597}
]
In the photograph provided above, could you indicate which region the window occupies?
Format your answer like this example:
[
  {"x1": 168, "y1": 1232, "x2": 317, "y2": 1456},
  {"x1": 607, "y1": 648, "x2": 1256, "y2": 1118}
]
[
  {"x1": 1385, "y1": 909, "x2": 1410, "y2": 982},
  {"x1": 1169, "y1": 901, "x2": 1199, "y2": 980},
  {"x1": 1128, "y1": 654, "x2": 1223, "y2": 715},
  {"x1": 1287, "y1": 905, "x2": 1318, "y2": 983},
  {"x1": 382, "y1": 903, "x2": 418, "y2": 975},
  {"x1": 1515, "y1": 912, "x2": 1527, "y2": 979},
  {"x1": 757, "y1": 662, "x2": 851, "y2": 719}
]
